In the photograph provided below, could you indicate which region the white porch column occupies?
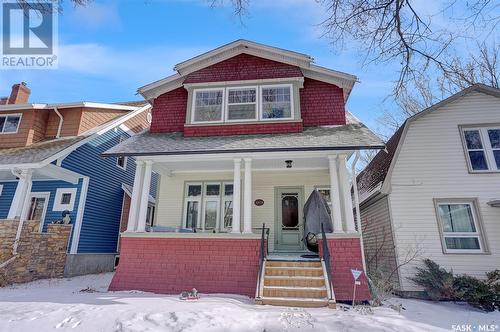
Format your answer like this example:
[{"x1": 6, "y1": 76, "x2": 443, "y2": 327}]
[
  {"x1": 126, "y1": 160, "x2": 145, "y2": 232},
  {"x1": 7, "y1": 169, "x2": 32, "y2": 219},
  {"x1": 243, "y1": 158, "x2": 252, "y2": 234},
  {"x1": 232, "y1": 158, "x2": 242, "y2": 233},
  {"x1": 338, "y1": 154, "x2": 356, "y2": 232},
  {"x1": 136, "y1": 160, "x2": 153, "y2": 232},
  {"x1": 328, "y1": 156, "x2": 344, "y2": 233}
]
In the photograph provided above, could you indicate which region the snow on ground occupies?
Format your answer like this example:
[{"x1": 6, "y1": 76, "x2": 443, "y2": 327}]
[{"x1": 0, "y1": 273, "x2": 498, "y2": 332}]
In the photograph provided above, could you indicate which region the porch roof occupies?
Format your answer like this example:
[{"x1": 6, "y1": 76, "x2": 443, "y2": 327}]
[{"x1": 103, "y1": 120, "x2": 384, "y2": 157}]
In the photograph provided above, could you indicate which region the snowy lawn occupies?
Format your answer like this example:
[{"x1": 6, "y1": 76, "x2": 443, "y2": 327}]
[{"x1": 0, "y1": 273, "x2": 498, "y2": 331}]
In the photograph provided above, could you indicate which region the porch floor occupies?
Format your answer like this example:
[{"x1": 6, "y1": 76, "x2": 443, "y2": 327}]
[{"x1": 267, "y1": 253, "x2": 320, "y2": 262}]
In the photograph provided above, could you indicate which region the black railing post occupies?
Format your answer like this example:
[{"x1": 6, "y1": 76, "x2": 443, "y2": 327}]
[{"x1": 256, "y1": 223, "x2": 266, "y2": 299}]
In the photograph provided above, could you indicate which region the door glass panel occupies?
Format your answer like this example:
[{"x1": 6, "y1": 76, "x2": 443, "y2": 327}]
[
  {"x1": 282, "y1": 194, "x2": 298, "y2": 229},
  {"x1": 204, "y1": 201, "x2": 218, "y2": 229},
  {"x1": 223, "y1": 201, "x2": 233, "y2": 229},
  {"x1": 185, "y1": 201, "x2": 199, "y2": 228}
]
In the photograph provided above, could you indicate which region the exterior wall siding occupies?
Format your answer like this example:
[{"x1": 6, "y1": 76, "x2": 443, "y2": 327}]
[
  {"x1": 0, "y1": 182, "x2": 18, "y2": 219},
  {"x1": 360, "y1": 195, "x2": 400, "y2": 288},
  {"x1": 388, "y1": 91, "x2": 500, "y2": 291},
  {"x1": 150, "y1": 87, "x2": 188, "y2": 133},
  {"x1": 300, "y1": 78, "x2": 346, "y2": 126},
  {"x1": 155, "y1": 169, "x2": 330, "y2": 252}
]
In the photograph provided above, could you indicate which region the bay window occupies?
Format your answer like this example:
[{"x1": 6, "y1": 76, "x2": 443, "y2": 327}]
[
  {"x1": 183, "y1": 182, "x2": 234, "y2": 232},
  {"x1": 191, "y1": 84, "x2": 294, "y2": 124},
  {"x1": 462, "y1": 126, "x2": 500, "y2": 172},
  {"x1": 435, "y1": 199, "x2": 485, "y2": 253}
]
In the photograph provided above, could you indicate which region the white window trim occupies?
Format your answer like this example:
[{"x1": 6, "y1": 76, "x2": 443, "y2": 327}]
[
  {"x1": 117, "y1": 156, "x2": 128, "y2": 170},
  {"x1": 0, "y1": 184, "x2": 3, "y2": 196},
  {"x1": 225, "y1": 86, "x2": 259, "y2": 123},
  {"x1": 191, "y1": 87, "x2": 225, "y2": 124},
  {"x1": 190, "y1": 84, "x2": 294, "y2": 125},
  {"x1": 259, "y1": 84, "x2": 294, "y2": 121},
  {"x1": 0, "y1": 113, "x2": 22, "y2": 134},
  {"x1": 461, "y1": 126, "x2": 500, "y2": 173},
  {"x1": 221, "y1": 182, "x2": 234, "y2": 232},
  {"x1": 434, "y1": 199, "x2": 485, "y2": 254},
  {"x1": 202, "y1": 182, "x2": 221, "y2": 231},
  {"x1": 53, "y1": 188, "x2": 78, "y2": 211},
  {"x1": 183, "y1": 182, "x2": 202, "y2": 229}
]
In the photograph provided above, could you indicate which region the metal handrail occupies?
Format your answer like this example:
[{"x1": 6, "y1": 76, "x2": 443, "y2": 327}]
[
  {"x1": 256, "y1": 223, "x2": 268, "y2": 299},
  {"x1": 321, "y1": 223, "x2": 335, "y2": 301}
]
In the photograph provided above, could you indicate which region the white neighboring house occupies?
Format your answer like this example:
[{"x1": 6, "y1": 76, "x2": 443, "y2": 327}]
[{"x1": 357, "y1": 84, "x2": 500, "y2": 293}]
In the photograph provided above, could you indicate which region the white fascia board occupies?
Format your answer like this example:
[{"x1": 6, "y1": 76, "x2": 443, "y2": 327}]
[
  {"x1": 0, "y1": 103, "x2": 47, "y2": 111},
  {"x1": 137, "y1": 74, "x2": 184, "y2": 100},
  {"x1": 36, "y1": 164, "x2": 82, "y2": 184},
  {"x1": 48, "y1": 102, "x2": 140, "y2": 111}
]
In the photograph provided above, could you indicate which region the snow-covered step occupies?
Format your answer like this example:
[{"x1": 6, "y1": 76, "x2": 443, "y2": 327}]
[
  {"x1": 264, "y1": 275, "x2": 325, "y2": 287},
  {"x1": 258, "y1": 296, "x2": 330, "y2": 308},
  {"x1": 263, "y1": 285, "x2": 327, "y2": 298}
]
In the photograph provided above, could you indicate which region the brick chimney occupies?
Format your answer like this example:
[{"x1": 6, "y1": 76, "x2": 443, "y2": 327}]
[{"x1": 7, "y1": 82, "x2": 31, "y2": 104}]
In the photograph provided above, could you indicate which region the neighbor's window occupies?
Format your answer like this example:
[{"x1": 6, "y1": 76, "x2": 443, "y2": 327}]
[
  {"x1": 183, "y1": 181, "x2": 233, "y2": 232},
  {"x1": 436, "y1": 200, "x2": 484, "y2": 253},
  {"x1": 0, "y1": 114, "x2": 21, "y2": 133},
  {"x1": 261, "y1": 85, "x2": 292, "y2": 120},
  {"x1": 316, "y1": 187, "x2": 332, "y2": 215},
  {"x1": 226, "y1": 87, "x2": 257, "y2": 121},
  {"x1": 190, "y1": 84, "x2": 294, "y2": 124},
  {"x1": 462, "y1": 127, "x2": 500, "y2": 172},
  {"x1": 192, "y1": 89, "x2": 224, "y2": 123},
  {"x1": 116, "y1": 136, "x2": 128, "y2": 170}
]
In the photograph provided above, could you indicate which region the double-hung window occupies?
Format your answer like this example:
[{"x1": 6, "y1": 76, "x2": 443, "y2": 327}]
[
  {"x1": 435, "y1": 199, "x2": 485, "y2": 253},
  {"x1": 0, "y1": 114, "x2": 22, "y2": 133},
  {"x1": 462, "y1": 126, "x2": 500, "y2": 172},
  {"x1": 183, "y1": 182, "x2": 233, "y2": 232},
  {"x1": 191, "y1": 84, "x2": 293, "y2": 124}
]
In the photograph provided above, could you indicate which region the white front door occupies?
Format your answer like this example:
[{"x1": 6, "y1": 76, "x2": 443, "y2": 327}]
[{"x1": 26, "y1": 192, "x2": 50, "y2": 232}]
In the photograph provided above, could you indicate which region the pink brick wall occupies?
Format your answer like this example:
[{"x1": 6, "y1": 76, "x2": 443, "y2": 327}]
[
  {"x1": 183, "y1": 53, "x2": 303, "y2": 83},
  {"x1": 300, "y1": 78, "x2": 346, "y2": 126},
  {"x1": 318, "y1": 237, "x2": 371, "y2": 302},
  {"x1": 109, "y1": 237, "x2": 261, "y2": 297},
  {"x1": 184, "y1": 121, "x2": 303, "y2": 137},
  {"x1": 150, "y1": 87, "x2": 188, "y2": 133}
]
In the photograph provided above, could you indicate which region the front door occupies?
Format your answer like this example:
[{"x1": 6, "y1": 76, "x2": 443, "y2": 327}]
[
  {"x1": 275, "y1": 187, "x2": 304, "y2": 251},
  {"x1": 26, "y1": 192, "x2": 50, "y2": 232}
]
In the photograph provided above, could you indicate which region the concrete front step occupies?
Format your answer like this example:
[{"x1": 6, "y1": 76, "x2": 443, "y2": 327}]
[
  {"x1": 263, "y1": 285, "x2": 327, "y2": 298},
  {"x1": 258, "y1": 296, "x2": 329, "y2": 308},
  {"x1": 264, "y1": 275, "x2": 325, "y2": 287},
  {"x1": 266, "y1": 261, "x2": 322, "y2": 268},
  {"x1": 265, "y1": 266, "x2": 324, "y2": 277}
]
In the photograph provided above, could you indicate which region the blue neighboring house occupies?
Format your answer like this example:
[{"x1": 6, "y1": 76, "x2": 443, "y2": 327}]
[{"x1": 0, "y1": 84, "x2": 156, "y2": 275}]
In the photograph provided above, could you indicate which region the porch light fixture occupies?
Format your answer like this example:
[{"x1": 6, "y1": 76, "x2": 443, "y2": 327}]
[{"x1": 285, "y1": 160, "x2": 293, "y2": 168}]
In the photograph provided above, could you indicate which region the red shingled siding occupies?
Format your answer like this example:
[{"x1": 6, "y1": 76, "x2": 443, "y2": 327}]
[
  {"x1": 184, "y1": 121, "x2": 303, "y2": 137},
  {"x1": 300, "y1": 78, "x2": 346, "y2": 126},
  {"x1": 150, "y1": 87, "x2": 188, "y2": 133},
  {"x1": 109, "y1": 237, "x2": 261, "y2": 297},
  {"x1": 318, "y1": 237, "x2": 371, "y2": 302},
  {"x1": 183, "y1": 53, "x2": 303, "y2": 84}
]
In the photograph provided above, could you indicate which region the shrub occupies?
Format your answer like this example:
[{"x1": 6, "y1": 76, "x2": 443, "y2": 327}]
[
  {"x1": 410, "y1": 260, "x2": 500, "y2": 312},
  {"x1": 409, "y1": 259, "x2": 455, "y2": 301}
]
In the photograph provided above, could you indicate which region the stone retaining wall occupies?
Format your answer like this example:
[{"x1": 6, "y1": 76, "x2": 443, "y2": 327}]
[{"x1": 0, "y1": 219, "x2": 72, "y2": 286}]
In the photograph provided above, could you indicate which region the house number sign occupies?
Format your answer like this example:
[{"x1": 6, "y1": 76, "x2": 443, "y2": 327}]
[{"x1": 254, "y1": 199, "x2": 264, "y2": 206}]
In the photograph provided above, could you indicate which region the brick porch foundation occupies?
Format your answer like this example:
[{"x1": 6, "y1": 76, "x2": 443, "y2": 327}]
[
  {"x1": 109, "y1": 235, "x2": 262, "y2": 297},
  {"x1": 318, "y1": 236, "x2": 371, "y2": 302}
]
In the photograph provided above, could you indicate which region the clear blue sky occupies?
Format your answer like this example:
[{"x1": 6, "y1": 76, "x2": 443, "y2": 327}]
[{"x1": 0, "y1": 0, "x2": 418, "y2": 130}]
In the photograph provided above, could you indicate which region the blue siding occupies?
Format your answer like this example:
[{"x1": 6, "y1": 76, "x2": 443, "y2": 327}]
[
  {"x1": 62, "y1": 129, "x2": 144, "y2": 254},
  {"x1": 0, "y1": 182, "x2": 18, "y2": 219}
]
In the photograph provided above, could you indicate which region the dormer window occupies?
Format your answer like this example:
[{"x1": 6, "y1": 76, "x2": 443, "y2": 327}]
[{"x1": 190, "y1": 83, "x2": 294, "y2": 124}]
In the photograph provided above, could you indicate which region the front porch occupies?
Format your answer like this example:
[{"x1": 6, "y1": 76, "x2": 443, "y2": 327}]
[{"x1": 112, "y1": 151, "x2": 370, "y2": 304}]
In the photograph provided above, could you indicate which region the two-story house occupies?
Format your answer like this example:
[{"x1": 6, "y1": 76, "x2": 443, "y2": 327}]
[
  {"x1": 104, "y1": 40, "x2": 384, "y2": 307},
  {"x1": 357, "y1": 84, "x2": 500, "y2": 295},
  {"x1": 0, "y1": 82, "x2": 156, "y2": 278}
]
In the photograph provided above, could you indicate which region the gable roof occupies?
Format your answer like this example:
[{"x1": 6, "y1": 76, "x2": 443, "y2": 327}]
[
  {"x1": 0, "y1": 104, "x2": 151, "y2": 169},
  {"x1": 357, "y1": 84, "x2": 500, "y2": 201},
  {"x1": 138, "y1": 39, "x2": 358, "y2": 101}
]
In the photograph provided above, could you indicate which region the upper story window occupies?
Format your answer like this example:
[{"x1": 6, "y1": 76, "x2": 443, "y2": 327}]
[
  {"x1": 116, "y1": 135, "x2": 128, "y2": 170},
  {"x1": 461, "y1": 126, "x2": 500, "y2": 172},
  {"x1": 0, "y1": 114, "x2": 22, "y2": 134},
  {"x1": 191, "y1": 84, "x2": 293, "y2": 124}
]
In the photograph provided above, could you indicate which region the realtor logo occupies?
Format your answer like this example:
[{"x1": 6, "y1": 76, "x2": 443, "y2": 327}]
[{"x1": 1, "y1": 0, "x2": 58, "y2": 68}]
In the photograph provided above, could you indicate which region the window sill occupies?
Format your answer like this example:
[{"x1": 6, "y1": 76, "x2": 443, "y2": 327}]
[{"x1": 185, "y1": 119, "x2": 303, "y2": 127}]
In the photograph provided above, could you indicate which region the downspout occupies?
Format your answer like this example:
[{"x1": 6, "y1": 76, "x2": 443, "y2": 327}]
[
  {"x1": 351, "y1": 151, "x2": 367, "y2": 273},
  {"x1": 53, "y1": 107, "x2": 63, "y2": 138}
]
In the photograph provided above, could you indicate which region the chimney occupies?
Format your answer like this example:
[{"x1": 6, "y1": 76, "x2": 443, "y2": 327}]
[
  {"x1": 0, "y1": 97, "x2": 8, "y2": 105},
  {"x1": 7, "y1": 82, "x2": 31, "y2": 104}
]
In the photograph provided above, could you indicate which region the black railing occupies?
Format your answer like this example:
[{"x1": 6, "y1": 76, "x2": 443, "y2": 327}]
[
  {"x1": 256, "y1": 223, "x2": 268, "y2": 299},
  {"x1": 321, "y1": 223, "x2": 335, "y2": 301}
]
